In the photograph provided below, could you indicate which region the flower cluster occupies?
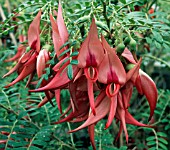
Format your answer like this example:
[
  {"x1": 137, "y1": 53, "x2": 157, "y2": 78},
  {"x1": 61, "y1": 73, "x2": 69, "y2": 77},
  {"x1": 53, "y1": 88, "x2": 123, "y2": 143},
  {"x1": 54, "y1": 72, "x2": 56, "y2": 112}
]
[{"x1": 3, "y1": 2, "x2": 158, "y2": 149}]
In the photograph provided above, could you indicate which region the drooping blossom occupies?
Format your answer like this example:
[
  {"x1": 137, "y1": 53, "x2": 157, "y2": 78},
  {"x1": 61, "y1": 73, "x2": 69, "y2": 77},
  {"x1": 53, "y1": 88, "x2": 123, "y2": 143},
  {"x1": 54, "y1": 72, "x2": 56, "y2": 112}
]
[
  {"x1": 4, "y1": 35, "x2": 27, "y2": 62},
  {"x1": 36, "y1": 49, "x2": 50, "y2": 78},
  {"x1": 3, "y1": 10, "x2": 41, "y2": 88},
  {"x1": 50, "y1": 1, "x2": 69, "y2": 59},
  {"x1": 77, "y1": 18, "x2": 105, "y2": 115},
  {"x1": 97, "y1": 35, "x2": 126, "y2": 128},
  {"x1": 122, "y1": 48, "x2": 158, "y2": 121},
  {"x1": 3, "y1": 2, "x2": 159, "y2": 149}
]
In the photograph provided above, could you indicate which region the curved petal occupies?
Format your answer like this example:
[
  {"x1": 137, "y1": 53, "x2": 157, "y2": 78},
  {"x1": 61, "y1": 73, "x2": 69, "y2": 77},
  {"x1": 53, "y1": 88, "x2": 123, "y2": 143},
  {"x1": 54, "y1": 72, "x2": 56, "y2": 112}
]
[
  {"x1": 125, "y1": 110, "x2": 151, "y2": 127},
  {"x1": 50, "y1": 14, "x2": 63, "y2": 58},
  {"x1": 4, "y1": 45, "x2": 26, "y2": 62},
  {"x1": 37, "y1": 50, "x2": 46, "y2": 78},
  {"x1": 138, "y1": 69, "x2": 158, "y2": 121},
  {"x1": 28, "y1": 10, "x2": 41, "y2": 52},
  {"x1": 30, "y1": 65, "x2": 79, "y2": 92},
  {"x1": 98, "y1": 36, "x2": 126, "y2": 85},
  {"x1": 126, "y1": 58, "x2": 142, "y2": 83},
  {"x1": 57, "y1": 2, "x2": 69, "y2": 44},
  {"x1": 88, "y1": 124, "x2": 96, "y2": 150},
  {"x1": 55, "y1": 89, "x2": 62, "y2": 113},
  {"x1": 38, "y1": 92, "x2": 54, "y2": 107},
  {"x1": 77, "y1": 18, "x2": 104, "y2": 68},
  {"x1": 69, "y1": 97, "x2": 110, "y2": 133},
  {"x1": 5, "y1": 61, "x2": 36, "y2": 88},
  {"x1": 105, "y1": 95, "x2": 117, "y2": 129},
  {"x1": 122, "y1": 48, "x2": 137, "y2": 64}
]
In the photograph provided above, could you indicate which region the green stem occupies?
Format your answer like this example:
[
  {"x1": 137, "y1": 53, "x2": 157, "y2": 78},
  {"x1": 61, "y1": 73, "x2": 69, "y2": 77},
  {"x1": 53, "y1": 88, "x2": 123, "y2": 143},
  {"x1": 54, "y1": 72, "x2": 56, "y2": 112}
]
[
  {"x1": 53, "y1": 134, "x2": 76, "y2": 149},
  {"x1": 67, "y1": 122, "x2": 75, "y2": 147},
  {"x1": 152, "y1": 90, "x2": 170, "y2": 126},
  {"x1": 2, "y1": 3, "x2": 44, "y2": 27},
  {"x1": 2, "y1": 89, "x2": 12, "y2": 109},
  {"x1": 0, "y1": 103, "x2": 40, "y2": 129},
  {"x1": 142, "y1": 55, "x2": 170, "y2": 69},
  {"x1": 39, "y1": 94, "x2": 51, "y2": 124},
  {"x1": 117, "y1": 0, "x2": 141, "y2": 12},
  {"x1": 101, "y1": 0, "x2": 110, "y2": 29},
  {"x1": 27, "y1": 132, "x2": 38, "y2": 150},
  {"x1": 1, "y1": 20, "x2": 32, "y2": 36},
  {"x1": 152, "y1": 129, "x2": 159, "y2": 150},
  {"x1": 40, "y1": 23, "x2": 48, "y2": 35},
  {"x1": 5, "y1": 120, "x2": 18, "y2": 149}
]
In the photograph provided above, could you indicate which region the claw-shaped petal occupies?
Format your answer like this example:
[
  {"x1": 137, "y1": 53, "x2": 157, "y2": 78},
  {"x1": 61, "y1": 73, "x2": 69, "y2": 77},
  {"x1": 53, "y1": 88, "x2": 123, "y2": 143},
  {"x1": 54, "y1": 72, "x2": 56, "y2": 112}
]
[
  {"x1": 28, "y1": 10, "x2": 41, "y2": 52},
  {"x1": 98, "y1": 36, "x2": 126, "y2": 85},
  {"x1": 69, "y1": 97, "x2": 110, "y2": 133},
  {"x1": 135, "y1": 69, "x2": 158, "y2": 120}
]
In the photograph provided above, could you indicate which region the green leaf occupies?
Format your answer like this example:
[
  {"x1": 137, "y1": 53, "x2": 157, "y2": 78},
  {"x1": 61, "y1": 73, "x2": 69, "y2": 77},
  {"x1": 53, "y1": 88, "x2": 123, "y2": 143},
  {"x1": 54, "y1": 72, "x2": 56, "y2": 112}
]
[
  {"x1": 0, "y1": 121, "x2": 13, "y2": 125},
  {"x1": 145, "y1": 37, "x2": 152, "y2": 44},
  {"x1": 127, "y1": 12, "x2": 145, "y2": 18},
  {"x1": 67, "y1": 64, "x2": 73, "y2": 80},
  {"x1": 70, "y1": 51, "x2": 79, "y2": 57},
  {"x1": 59, "y1": 41, "x2": 70, "y2": 50},
  {"x1": 158, "y1": 138, "x2": 168, "y2": 145},
  {"x1": 3, "y1": 30, "x2": 9, "y2": 35},
  {"x1": 76, "y1": 15, "x2": 90, "y2": 24},
  {"x1": 16, "y1": 16, "x2": 25, "y2": 21},
  {"x1": 70, "y1": 59, "x2": 78, "y2": 65},
  {"x1": 154, "y1": 41, "x2": 161, "y2": 49},
  {"x1": 152, "y1": 30, "x2": 163, "y2": 43},
  {"x1": 157, "y1": 132, "x2": 167, "y2": 138},
  {"x1": 8, "y1": 140, "x2": 28, "y2": 147},
  {"x1": 120, "y1": 0, "x2": 126, "y2": 4},
  {"x1": 120, "y1": 146, "x2": 128, "y2": 150},
  {"x1": 76, "y1": 3, "x2": 81, "y2": 9},
  {"x1": 0, "y1": 127, "x2": 10, "y2": 132},
  {"x1": 146, "y1": 136, "x2": 155, "y2": 141},
  {"x1": 0, "y1": 134, "x2": 8, "y2": 140},
  {"x1": 29, "y1": 146, "x2": 42, "y2": 150},
  {"x1": 0, "y1": 144, "x2": 5, "y2": 149},
  {"x1": 59, "y1": 48, "x2": 70, "y2": 58},
  {"x1": 147, "y1": 141, "x2": 156, "y2": 146},
  {"x1": 163, "y1": 43, "x2": 169, "y2": 50},
  {"x1": 12, "y1": 148, "x2": 27, "y2": 150},
  {"x1": 96, "y1": 21, "x2": 109, "y2": 32},
  {"x1": 159, "y1": 142, "x2": 168, "y2": 150},
  {"x1": 32, "y1": 140, "x2": 47, "y2": 146},
  {"x1": 148, "y1": 148, "x2": 156, "y2": 150},
  {"x1": 18, "y1": 110, "x2": 27, "y2": 119},
  {"x1": 42, "y1": 0, "x2": 47, "y2": 3}
]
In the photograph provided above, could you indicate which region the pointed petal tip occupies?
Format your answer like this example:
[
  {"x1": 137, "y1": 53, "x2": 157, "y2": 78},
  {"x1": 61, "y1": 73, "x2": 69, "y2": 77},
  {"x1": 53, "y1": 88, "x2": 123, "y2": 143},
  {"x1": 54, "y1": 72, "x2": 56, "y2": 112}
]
[
  {"x1": 148, "y1": 115, "x2": 153, "y2": 122},
  {"x1": 92, "y1": 110, "x2": 96, "y2": 116},
  {"x1": 104, "y1": 124, "x2": 109, "y2": 129}
]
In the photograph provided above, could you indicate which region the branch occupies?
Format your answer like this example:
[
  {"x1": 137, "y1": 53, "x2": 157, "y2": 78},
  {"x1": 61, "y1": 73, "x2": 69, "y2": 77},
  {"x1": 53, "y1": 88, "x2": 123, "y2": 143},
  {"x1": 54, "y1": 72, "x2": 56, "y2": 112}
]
[
  {"x1": 0, "y1": 103, "x2": 40, "y2": 129},
  {"x1": 0, "y1": 4, "x2": 17, "y2": 46},
  {"x1": 101, "y1": 0, "x2": 110, "y2": 29},
  {"x1": 142, "y1": 55, "x2": 170, "y2": 69}
]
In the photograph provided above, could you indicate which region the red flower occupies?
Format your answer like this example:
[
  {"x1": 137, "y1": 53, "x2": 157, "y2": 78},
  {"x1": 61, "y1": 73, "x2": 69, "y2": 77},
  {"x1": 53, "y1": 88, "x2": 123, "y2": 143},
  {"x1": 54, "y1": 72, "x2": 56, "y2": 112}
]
[
  {"x1": 3, "y1": 10, "x2": 41, "y2": 88},
  {"x1": 28, "y1": 10, "x2": 41, "y2": 52},
  {"x1": 36, "y1": 49, "x2": 50, "y2": 78},
  {"x1": 77, "y1": 18, "x2": 104, "y2": 115},
  {"x1": 135, "y1": 69, "x2": 158, "y2": 120},
  {"x1": 50, "y1": 1, "x2": 69, "y2": 59},
  {"x1": 122, "y1": 48, "x2": 158, "y2": 121},
  {"x1": 4, "y1": 35, "x2": 27, "y2": 62},
  {"x1": 97, "y1": 35, "x2": 126, "y2": 128}
]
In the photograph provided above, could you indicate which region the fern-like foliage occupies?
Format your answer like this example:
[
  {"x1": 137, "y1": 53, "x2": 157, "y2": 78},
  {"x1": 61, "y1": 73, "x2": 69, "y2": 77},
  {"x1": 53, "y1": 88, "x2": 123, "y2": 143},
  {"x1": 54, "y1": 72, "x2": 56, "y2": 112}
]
[
  {"x1": 0, "y1": 84, "x2": 76, "y2": 150},
  {"x1": 146, "y1": 130, "x2": 168, "y2": 150}
]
